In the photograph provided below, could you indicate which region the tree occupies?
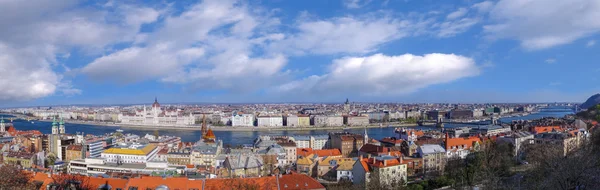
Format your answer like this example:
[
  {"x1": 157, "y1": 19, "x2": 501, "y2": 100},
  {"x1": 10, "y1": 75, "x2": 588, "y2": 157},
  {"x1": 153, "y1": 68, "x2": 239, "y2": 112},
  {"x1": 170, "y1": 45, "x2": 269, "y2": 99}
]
[
  {"x1": 0, "y1": 165, "x2": 37, "y2": 189},
  {"x1": 154, "y1": 130, "x2": 159, "y2": 138},
  {"x1": 46, "y1": 154, "x2": 57, "y2": 168}
]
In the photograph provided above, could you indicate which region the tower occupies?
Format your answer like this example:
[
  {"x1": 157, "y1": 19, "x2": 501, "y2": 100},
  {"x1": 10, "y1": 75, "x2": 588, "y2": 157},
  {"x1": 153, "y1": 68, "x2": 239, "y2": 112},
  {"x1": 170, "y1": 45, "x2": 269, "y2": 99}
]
[
  {"x1": 344, "y1": 98, "x2": 350, "y2": 113},
  {"x1": 59, "y1": 117, "x2": 65, "y2": 134},
  {"x1": 0, "y1": 117, "x2": 5, "y2": 133},
  {"x1": 81, "y1": 132, "x2": 87, "y2": 159},
  {"x1": 201, "y1": 114, "x2": 207, "y2": 138},
  {"x1": 51, "y1": 117, "x2": 58, "y2": 135},
  {"x1": 364, "y1": 127, "x2": 369, "y2": 145}
]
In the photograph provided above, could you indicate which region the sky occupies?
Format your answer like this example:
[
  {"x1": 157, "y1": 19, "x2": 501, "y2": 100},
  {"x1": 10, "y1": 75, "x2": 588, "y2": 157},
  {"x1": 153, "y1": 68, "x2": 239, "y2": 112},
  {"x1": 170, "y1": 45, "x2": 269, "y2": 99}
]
[{"x1": 1, "y1": 0, "x2": 599, "y2": 107}]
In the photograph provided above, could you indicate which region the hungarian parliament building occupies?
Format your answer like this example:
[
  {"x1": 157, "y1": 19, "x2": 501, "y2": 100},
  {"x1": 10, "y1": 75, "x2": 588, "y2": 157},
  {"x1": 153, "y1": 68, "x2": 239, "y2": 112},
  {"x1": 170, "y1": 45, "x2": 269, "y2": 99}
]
[{"x1": 118, "y1": 98, "x2": 196, "y2": 126}]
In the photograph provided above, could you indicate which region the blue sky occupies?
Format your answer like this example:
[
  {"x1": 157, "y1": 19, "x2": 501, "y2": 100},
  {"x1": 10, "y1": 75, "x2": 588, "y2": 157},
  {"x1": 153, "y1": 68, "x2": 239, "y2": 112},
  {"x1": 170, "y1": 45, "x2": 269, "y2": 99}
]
[{"x1": 1, "y1": 0, "x2": 599, "y2": 107}]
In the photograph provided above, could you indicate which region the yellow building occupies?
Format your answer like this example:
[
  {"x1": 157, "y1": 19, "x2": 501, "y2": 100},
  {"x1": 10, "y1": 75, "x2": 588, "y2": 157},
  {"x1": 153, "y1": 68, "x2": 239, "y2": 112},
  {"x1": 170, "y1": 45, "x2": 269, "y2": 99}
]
[
  {"x1": 101, "y1": 143, "x2": 159, "y2": 164},
  {"x1": 296, "y1": 154, "x2": 316, "y2": 177},
  {"x1": 298, "y1": 115, "x2": 311, "y2": 126},
  {"x1": 4, "y1": 152, "x2": 36, "y2": 168}
]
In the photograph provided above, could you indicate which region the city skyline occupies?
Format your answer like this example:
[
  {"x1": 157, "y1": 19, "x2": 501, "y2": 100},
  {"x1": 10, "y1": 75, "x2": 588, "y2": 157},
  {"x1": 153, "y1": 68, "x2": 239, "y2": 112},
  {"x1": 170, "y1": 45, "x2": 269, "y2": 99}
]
[{"x1": 1, "y1": 0, "x2": 599, "y2": 107}]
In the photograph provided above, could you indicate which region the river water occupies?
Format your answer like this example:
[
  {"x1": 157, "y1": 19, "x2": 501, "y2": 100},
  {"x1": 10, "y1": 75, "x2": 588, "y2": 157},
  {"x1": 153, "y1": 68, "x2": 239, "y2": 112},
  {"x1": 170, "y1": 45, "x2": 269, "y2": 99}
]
[{"x1": 1, "y1": 107, "x2": 573, "y2": 145}]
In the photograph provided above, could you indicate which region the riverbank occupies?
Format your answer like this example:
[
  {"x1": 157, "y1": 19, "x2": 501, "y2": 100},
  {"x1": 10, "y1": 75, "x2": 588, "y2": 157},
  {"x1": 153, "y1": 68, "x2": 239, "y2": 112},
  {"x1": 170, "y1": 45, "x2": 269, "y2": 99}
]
[{"x1": 108, "y1": 123, "x2": 420, "y2": 132}]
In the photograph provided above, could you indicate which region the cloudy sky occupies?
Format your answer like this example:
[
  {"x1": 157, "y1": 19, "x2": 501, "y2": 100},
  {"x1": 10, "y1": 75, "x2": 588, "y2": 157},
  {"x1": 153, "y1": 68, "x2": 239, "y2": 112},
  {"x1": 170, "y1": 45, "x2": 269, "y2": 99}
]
[{"x1": 1, "y1": 0, "x2": 599, "y2": 106}]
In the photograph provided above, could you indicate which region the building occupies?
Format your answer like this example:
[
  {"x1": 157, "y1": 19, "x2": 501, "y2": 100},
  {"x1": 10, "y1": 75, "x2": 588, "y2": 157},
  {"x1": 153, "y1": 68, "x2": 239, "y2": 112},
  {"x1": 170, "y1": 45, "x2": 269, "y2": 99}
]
[
  {"x1": 313, "y1": 115, "x2": 343, "y2": 127},
  {"x1": 3, "y1": 152, "x2": 36, "y2": 168},
  {"x1": 86, "y1": 139, "x2": 104, "y2": 158},
  {"x1": 444, "y1": 134, "x2": 481, "y2": 159},
  {"x1": 231, "y1": 112, "x2": 255, "y2": 127},
  {"x1": 277, "y1": 140, "x2": 297, "y2": 165},
  {"x1": 190, "y1": 141, "x2": 222, "y2": 167},
  {"x1": 101, "y1": 143, "x2": 159, "y2": 164},
  {"x1": 289, "y1": 135, "x2": 330, "y2": 150},
  {"x1": 222, "y1": 153, "x2": 265, "y2": 178},
  {"x1": 534, "y1": 132, "x2": 580, "y2": 156},
  {"x1": 286, "y1": 114, "x2": 310, "y2": 127},
  {"x1": 290, "y1": 135, "x2": 310, "y2": 148},
  {"x1": 316, "y1": 157, "x2": 355, "y2": 181},
  {"x1": 337, "y1": 158, "x2": 355, "y2": 182},
  {"x1": 469, "y1": 125, "x2": 512, "y2": 136},
  {"x1": 119, "y1": 98, "x2": 195, "y2": 126},
  {"x1": 448, "y1": 109, "x2": 475, "y2": 119},
  {"x1": 330, "y1": 133, "x2": 365, "y2": 157},
  {"x1": 417, "y1": 144, "x2": 446, "y2": 174},
  {"x1": 353, "y1": 156, "x2": 407, "y2": 187},
  {"x1": 296, "y1": 154, "x2": 317, "y2": 177},
  {"x1": 359, "y1": 144, "x2": 402, "y2": 158},
  {"x1": 68, "y1": 158, "x2": 181, "y2": 176},
  {"x1": 446, "y1": 127, "x2": 472, "y2": 138},
  {"x1": 346, "y1": 116, "x2": 370, "y2": 126},
  {"x1": 65, "y1": 145, "x2": 85, "y2": 162},
  {"x1": 257, "y1": 115, "x2": 284, "y2": 127},
  {"x1": 498, "y1": 131, "x2": 534, "y2": 160}
]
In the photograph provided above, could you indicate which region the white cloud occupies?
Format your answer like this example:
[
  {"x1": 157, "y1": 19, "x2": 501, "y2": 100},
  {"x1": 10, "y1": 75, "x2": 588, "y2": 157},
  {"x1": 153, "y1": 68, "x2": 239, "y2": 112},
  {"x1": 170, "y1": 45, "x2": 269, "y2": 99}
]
[
  {"x1": 446, "y1": 8, "x2": 468, "y2": 20},
  {"x1": 545, "y1": 58, "x2": 556, "y2": 64},
  {"x1": 344, "y1": 0, "x2": 373, "y2": 9},
  {"x1": 272, "y1": 15, "x2": 410, "y2": 55},
  {"x1": 276, "y1": 53, "x2": 480, "y2": 96},
  {"x1": 436, "y1": 17, "x2": 480, "y2": 38},
  {"x1": 587, "y1": 40, "x2": 596, "y2": 47},
  {"x1": 484, "y1": 0, "x2": 600, "y2": 50},
  {"x1": 0, "y1": 1, "x2": 156, "y2": 101},
  {"x1": 472, "y1": 1, "x2": 494, "y2": 13},
  {"x1": 83, "y1": 0, "x2": 288, "y2": 92}
]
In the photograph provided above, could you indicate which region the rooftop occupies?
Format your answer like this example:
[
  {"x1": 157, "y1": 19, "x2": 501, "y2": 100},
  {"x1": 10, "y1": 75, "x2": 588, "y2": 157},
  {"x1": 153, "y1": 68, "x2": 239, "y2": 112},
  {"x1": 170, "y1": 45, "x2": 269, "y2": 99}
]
[{"x1": 103, "y1": 143, "x2": 157, "y2": 156}]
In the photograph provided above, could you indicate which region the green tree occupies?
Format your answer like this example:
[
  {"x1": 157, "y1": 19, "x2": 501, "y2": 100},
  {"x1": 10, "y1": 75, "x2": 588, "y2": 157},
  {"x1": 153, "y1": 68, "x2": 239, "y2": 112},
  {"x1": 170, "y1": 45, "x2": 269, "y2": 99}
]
[{"x1": 154, "y1": 130, "x2": 159, "y2": 138}]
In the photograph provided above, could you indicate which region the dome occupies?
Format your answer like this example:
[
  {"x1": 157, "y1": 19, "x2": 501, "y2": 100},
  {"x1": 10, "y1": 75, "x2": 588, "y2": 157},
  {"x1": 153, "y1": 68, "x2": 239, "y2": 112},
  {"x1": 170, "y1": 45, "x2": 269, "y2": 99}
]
[
  {"x1": 152, "y1": 97, "x2": 161, "y2": 108},
  {"x1": 204, "y1": 129, "x2": 216, "y2": 139}
]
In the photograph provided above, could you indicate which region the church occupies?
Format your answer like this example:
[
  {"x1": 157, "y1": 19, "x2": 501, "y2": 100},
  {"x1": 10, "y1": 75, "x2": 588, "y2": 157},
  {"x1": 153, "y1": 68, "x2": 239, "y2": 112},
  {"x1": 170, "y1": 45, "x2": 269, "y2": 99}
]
[{"x1": 118, "y1": 98, "x2": 195, "y2": 126}]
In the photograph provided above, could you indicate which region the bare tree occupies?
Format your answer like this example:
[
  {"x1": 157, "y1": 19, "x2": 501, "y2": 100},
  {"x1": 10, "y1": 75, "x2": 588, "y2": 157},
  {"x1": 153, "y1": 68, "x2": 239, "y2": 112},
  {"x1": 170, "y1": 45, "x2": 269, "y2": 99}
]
[{"x1": 0, "y1": 165, "x2": 37, "y2": 189}]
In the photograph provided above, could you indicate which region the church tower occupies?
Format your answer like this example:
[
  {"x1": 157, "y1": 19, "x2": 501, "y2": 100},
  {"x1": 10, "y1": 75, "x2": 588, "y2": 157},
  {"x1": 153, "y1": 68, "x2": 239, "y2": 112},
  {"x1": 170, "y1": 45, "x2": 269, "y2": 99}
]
[
  {"x1": 344, "y1": 98, "x2": 350, "y2": 113},
  {"x1": 59, "y1": 117, "x2": 65, "y2": 134},
  {"x1": 0, "y1": 117, "x2": 5, "y2": 133},
  {"x1": 364, "y1": 127, "x2": 369, "y2": 145},
  {"x1": 201, "y1": 114, "x2": 207, "y2": 138},
  {"x1": 52, "y1": 117, "x2": 58, "y2": 135}
]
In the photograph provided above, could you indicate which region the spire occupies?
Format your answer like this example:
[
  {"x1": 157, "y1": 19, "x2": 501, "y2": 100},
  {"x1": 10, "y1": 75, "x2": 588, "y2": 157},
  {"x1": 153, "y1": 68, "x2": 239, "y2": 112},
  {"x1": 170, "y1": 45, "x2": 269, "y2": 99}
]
[
  {"x1": 1, "y1": 116, "x2": 4, "y2": 123},
  {"x1": 52, "y1": 116, "x2": 57, "y2": 126},
  {"x1": 364, "y1": 127, "x2": 369, "y2": 145},
  {"x1": 59, "y1": 117, "x2": 64, "y2": 125}
]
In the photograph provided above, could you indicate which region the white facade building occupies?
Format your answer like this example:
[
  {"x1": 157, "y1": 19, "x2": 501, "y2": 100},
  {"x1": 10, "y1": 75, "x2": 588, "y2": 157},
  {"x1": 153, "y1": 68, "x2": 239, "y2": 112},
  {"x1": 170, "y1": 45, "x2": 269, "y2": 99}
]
[
  {"x1": 232, "y1": 113, "x2": 255, "y2": 127},
  {"x1": 100, "y1": 143, "x2": 159, "y2": 164},
  {"x1": 118, "y1": 98, "x2": 195, "y2": 126},
  {"x1": 257, "y1": 116, "x2": 283, "y2": 127}
]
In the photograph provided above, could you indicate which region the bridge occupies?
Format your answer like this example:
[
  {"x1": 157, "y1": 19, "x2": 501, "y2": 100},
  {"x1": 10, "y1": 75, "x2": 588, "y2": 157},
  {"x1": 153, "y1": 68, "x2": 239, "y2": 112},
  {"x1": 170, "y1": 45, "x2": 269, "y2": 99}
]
[{"x1": 0, "y1": 112, "x2": 38, "y2": 122}]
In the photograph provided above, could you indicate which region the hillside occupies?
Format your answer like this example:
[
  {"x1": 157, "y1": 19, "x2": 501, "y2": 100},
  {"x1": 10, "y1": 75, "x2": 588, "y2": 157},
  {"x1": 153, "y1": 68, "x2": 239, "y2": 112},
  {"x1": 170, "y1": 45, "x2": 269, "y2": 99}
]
[
  {"x1": 581, "y1": 93, "x2": 600, "y2": 109},
  {"x1": 577, "y1": 104, "x2": 600, "y2": 121}
]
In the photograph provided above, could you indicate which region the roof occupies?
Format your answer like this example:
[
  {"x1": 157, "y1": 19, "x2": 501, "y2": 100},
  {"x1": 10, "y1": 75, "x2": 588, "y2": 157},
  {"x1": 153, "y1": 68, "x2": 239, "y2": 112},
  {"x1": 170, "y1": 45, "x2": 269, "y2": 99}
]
[
  {"x1": 313, "y1": 149, "x2": 341, "y2": 157},
  {"x1": 126, "y1": 176, "x2": 195, "y2": 190},
  {"x1": 445, "y1": 135, "x2": 481, "y2": 150},
  {"x1": 204, "y1": 129, "x2": 216, "y2": 139},
  {"x1": 225, "y1": 153, "x2": 264, "y2": 169},
  {"x1": 278, "y1": 173, "x2": 326, "y2": 190},
  {"x1": 336, "y1": 159, "x2": 356, "y2": 171},
  {"x1": 296, "y1": 155, "x2": 315, "y2": 166},
  {"x1": 103, "y1": 143, "x2": 156, "y2": 156},
  {"x1": 67, "y1": 145, "x2": 83, "y2": 151},
  {"x1": 532, "y1": 126, "x2": 562, "y2": 134},
  {"x1": 297, "y1": 148, "x2": 314, "y2": 157},
  {"x1": 88, "y1": 177, "x2": 128, "y2": 190},
  {"x1": 380, "y1": 137, "x2": 403, "y2": 145},
  {"x1": 419, "y1": 144, "x2": 446, "y2": 155}
]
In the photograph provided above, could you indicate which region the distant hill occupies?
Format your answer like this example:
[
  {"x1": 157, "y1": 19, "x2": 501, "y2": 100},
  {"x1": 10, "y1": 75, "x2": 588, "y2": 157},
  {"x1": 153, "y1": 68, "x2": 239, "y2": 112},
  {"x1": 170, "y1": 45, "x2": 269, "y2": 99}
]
[{"x1": 581, "y1": 93, "x2": 600, "y2": 109}]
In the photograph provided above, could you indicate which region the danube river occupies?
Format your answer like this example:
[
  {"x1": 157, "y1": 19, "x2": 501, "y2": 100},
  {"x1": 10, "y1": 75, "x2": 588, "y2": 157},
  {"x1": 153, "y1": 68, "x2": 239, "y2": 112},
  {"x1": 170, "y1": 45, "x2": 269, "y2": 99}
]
[{"x1": 0, "y1": 107, "x2": 573, "y2": 145}]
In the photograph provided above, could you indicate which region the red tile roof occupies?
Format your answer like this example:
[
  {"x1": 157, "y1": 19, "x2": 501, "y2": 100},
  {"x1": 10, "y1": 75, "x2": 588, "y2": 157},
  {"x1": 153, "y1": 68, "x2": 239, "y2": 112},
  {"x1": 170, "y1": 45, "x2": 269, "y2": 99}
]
[
  {"x1": 445, "y1": 134, "x2": 481, "y2": 150},
  {"x1": 532, "y1": 126, "x2": 562, "y2": 134},
  {"x1": 297, "y1": 148, "x2": 314, "y2": 157},
  {"x1": 313, "y1": 149, "x2": 342, "y2": 157}
]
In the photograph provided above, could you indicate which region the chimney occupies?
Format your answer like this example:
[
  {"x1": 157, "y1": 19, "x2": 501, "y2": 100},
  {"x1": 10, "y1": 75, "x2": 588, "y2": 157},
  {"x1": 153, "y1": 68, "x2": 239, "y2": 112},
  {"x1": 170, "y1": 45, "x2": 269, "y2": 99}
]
[
  {"x1": 359, "y1": 155, "x2": 363, "y2": 160},
  {"x1": 384, "y1": 160, "x2": 387, "y2": 166}
]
